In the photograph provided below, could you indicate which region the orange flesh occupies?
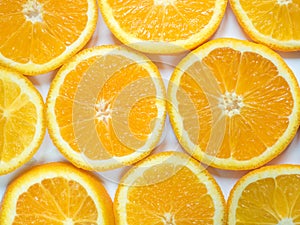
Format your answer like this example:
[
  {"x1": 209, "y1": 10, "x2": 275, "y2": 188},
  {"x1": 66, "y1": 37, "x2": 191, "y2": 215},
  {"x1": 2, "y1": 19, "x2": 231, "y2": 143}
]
[
  {"x1": 0, "y1": 79, "x2": 37, "y2": 162},
  {"x1": 239, "y1": 0, "x2": 300, "y2": 40},
  {"x1": 178, "y1": 47, "x2": 293, "y2": 160},
  {"x1": 54, "y1": 55, "x2": 159, "y2": 158},
  {"x1": 107, "y1": 0, "x2": 215, "y2": 41},
  {"x1": 126, "y1": 166, "x2": 215, "y2": 225},
  {"x1": 0, "y1": 0, "x2": 88, "y2": 64},
  {"x1": 236, "y1": 174, "x2": 300, "y2": 224},
  {"x1": 13, "y1": 177, "x2": 98, "y2": 224}
]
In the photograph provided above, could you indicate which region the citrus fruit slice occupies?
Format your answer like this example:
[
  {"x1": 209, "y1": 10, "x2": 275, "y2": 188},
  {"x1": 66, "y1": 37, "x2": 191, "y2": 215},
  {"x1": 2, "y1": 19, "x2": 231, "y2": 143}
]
[
  {"x1": 46, "y1": 45, "x2": 166, "y2": 171},
  {"x1": 167, "y1": 38, "x2": 300, "y2": 170},
  {"x1": 99, "y1": 0, "x2": 227, "y2": 53},
  {"x1": 114, "y1": 151, "x2": 226, "y2": 225},
  {"x1": 0, "y1": 162, "x2": 114, "y2": 224},
  {"x1": 0, "y1": 0, "x2": 98, "y2": 75},
  {"x1": 0, "y1": 66, "x2": 45, "y2": 175},
  {"x1": 230, "y1": 0, "x2": 300, "y2": 51},
  {"x1": 228, "y1": 164, "x2": 300, "y2": 224}
]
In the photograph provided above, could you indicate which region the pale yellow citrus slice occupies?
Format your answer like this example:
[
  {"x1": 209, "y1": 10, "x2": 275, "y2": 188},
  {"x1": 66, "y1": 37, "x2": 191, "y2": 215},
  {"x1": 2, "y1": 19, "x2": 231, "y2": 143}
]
[
  {"x1": 114, "y1": 151, "x2": 226, "y2": 225},
  {"x1": 0, "y1": 162, "x2": 114, "y2": 224},
  {"x1": 99, "y1": 0, "x2": 228, "y2": 53},
  {"x1": 46, "y1": 45, "x2": 166, "y2": 171},
  {"x1": 0, "y1": 0, "x2": 98, "y2": 75},
  {"x1": 228, "y1": 164, "x2": 300, "y2": 224},
  {"x1": 167, "y1": 38, "x2": 300, "y2": 170},
  {"x1": 0, "y1": 66, "x2": 46, "y2": 175},
  {"x1": 230, "y1": 0, "x2": 300, "y2": 51}
]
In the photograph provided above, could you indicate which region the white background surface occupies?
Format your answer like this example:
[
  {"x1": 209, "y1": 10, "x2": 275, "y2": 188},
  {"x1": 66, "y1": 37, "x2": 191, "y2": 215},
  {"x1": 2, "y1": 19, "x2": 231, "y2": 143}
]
[{"x1": 1, "y1": 3, "x2": 300, "y2": 203}]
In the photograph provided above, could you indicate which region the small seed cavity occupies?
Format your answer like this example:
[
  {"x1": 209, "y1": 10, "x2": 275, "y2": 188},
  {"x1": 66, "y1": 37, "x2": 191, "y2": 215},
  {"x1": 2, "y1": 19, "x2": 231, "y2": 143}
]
[
  {"x1": 277, "y1": 0, "x2": 292, "y2": 5},
  {"x1": 22, "y1": 0, "x2": 43, "y2": 23},
  {"x1": 219, "y1": 91, "x2": 244, "y2": 117},
  {"x1": 277, "y1": 218, "x2": 295, "y2": 225},
  {"x1": 162, "y1": 212, "x2": 175, "y2": 225},
  {"x1": 95, "y1": 99, "x2": 112, "y2": 124},
  {"x1": 154, "y1": 0, "x2": 176, "y2": 6}
]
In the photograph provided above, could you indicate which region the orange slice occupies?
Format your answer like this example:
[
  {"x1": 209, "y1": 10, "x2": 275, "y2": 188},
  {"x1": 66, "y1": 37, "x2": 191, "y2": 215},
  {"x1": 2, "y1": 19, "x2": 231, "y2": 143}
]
[
  {"x1": 230, "y1": 0, "x2": 300, "y2": 51},
  {"x1": 0, "y1": 66, "x2": 45, "y2": 175},
  {"x1": 228, "y1": 164, "x2": 300, "y2": 224},
  {"x1": 114, "y1": 151, "x2": 226, "y2": 225},
  {"x1": 46, "y1": 45, "x2": 166, "y2": 171},
  {"x1": 0, "y1": 0, "x2": 98, "y2": 75},
  {"x1": 99, "y1": 0, "x2": 228, "y2": 53},
  {"x1": 0, "y1": 162, "x2": 114, "y2": 224},
  {"x1": 167, "y1": 38, "x2": 300, "y2": 170}
]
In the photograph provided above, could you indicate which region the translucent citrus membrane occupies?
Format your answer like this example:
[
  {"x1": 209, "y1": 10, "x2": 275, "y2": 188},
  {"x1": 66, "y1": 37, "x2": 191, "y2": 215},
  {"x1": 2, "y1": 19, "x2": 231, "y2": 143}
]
[
  {"x1": 53, "y1": 50, "x2": 165, "y2": 166},
  {"x1": 14, "y1": 177, "x2": 98, "y2": 224},
  {"x1": 239, "y1": 0, "x2": 300, "y2": 41},
  {"x1": 170, "y1": 47, "x2": 293, "y2": 161},
  {"x1": 0, "y1": 78, "x2": 37, "y2": 162},
  {"x1": 0, "y1": 0, "x2": 88, "y2": 64},
  {"x1": 236, "y1": 174, "x2": 300, "y2": 224},
  {"x1": 107, "y1": 0, "x2": 215, "y2": 42}
]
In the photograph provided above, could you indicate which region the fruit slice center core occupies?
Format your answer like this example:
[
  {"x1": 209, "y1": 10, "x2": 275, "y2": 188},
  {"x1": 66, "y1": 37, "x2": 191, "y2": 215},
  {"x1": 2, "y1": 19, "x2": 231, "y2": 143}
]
[
  {"x1": 219, "y1": 91, "x2": 244, "y2": 117},
  {"x1": 277, "y1": 0, "x2": 292, "y2": 5},
  {"x1": 22, "y1": 0, "x2": 43, "y2": 23},
  {"x1": 278, "y1": 218, "x2": 294, "y2": 225},
  {"x1": 63, "y1": 218, "x2": 74, "y2": 225},
  {"x1": 154, "y1": 0, "x2": 176, "y2": 6},
  {"x1": 162, "y1": 212, "x2": 175, "y2": 225},
  {"x1": 1, "y1": 109, "x2": 9, "y2": 118},
  {"x1": 95, "y1": 99, "x2": 112, "y2": 124}
]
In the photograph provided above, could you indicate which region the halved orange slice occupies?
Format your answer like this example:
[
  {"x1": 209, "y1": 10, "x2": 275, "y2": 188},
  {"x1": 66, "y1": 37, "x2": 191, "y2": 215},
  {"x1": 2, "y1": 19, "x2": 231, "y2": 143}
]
[
  {"x1": 228, "y1": 164, "x2": 300, "y2": 224},
  {"x1": 0, "y1": 162, "x2": 114, "y2": 224},
  {"x1": 168, "y1": 38, "x2": 300, "y2": 170},
  {"x1": 99, "y1": 0, "x2": 228, "y2": 53},
  {"x1": 0, "y1": 0, "x2": 98, "y2": 75},
  {"x1": 46, "y1": 45, "x2": 166, "y2": 171},
  {"x1": 114, "y1": 151, "x2": 226, "y2": 225},
  {"x1": 0, "y1": 66, "x2": 45, "y2": 175},
  {"x1": 230, "y1": 0, "x2": 300, "y2": 51}
]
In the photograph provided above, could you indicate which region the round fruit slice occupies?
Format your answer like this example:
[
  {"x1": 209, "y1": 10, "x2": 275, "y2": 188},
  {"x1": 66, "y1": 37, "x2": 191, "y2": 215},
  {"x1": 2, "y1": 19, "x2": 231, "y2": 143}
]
[
  {"x1": 167, "y1": 38, "x2": 300, "y2": 170},
  {"x1": 0, "y1": 162, "x2": 114, "y2": 224},
  {"x1": 114, "y1": 151, "x2": 226, "y2": 225},
  {"x1": 228, "y1": 164, "x2": 300, "y2": 224},
  {"x1": 99, "y1": 0, "x2": 227, "y2": 53},
  {"x1": 0, "y1": 66, "x2": 45, "y2": 175},
  {"x1": 46, "y1": 45, "x2": 166, "y2": 171},
  {"x1": 0, "y1": 0, "x2": 98, "y2": 75},
  {"x1": 230, "y1": 0, "x2": 300, "y2": 51}
]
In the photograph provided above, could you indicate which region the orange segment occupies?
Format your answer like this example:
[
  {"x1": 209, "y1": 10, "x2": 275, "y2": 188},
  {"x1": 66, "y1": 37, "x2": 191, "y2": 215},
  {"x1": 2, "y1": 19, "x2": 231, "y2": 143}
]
[
  {"x1": 0, "y1": 162, "x2": 114, "y2": 224},
  {"x1": 230, "y1": 0, "x2": 300, "y2": 51},
  {"x1": 46, "y1": 46, "x2": 166, "y2": 171},
  {"x1": 228, "y1": 165, "x2": 300, "y2": 224},
  {"x1": 99, "y1": 0, "x2": 227, "y2": 53},
  {"x1": 167, "y1": 38, "x2": 300, "y2": 170},
  {"x1": 0, "y1": 66, "x2": 45, "y2": 175},
  {"x1": 0, "y1": 0, "x2": 97, "y2": 75},
  {"x1": 114, "y1": 151, "x2": 226, "y2": 225}
]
